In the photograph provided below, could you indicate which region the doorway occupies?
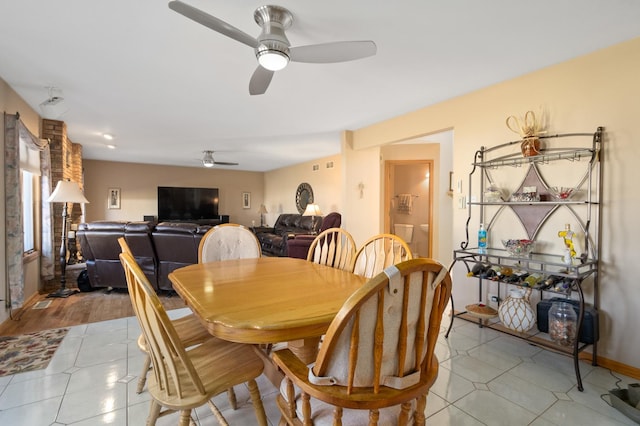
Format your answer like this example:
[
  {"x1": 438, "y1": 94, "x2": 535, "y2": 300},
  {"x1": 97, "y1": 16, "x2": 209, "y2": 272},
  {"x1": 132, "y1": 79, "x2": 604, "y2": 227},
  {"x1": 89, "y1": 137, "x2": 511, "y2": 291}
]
[{"x1": 384, "y1": 160, "x2": 433, "y2": 258}]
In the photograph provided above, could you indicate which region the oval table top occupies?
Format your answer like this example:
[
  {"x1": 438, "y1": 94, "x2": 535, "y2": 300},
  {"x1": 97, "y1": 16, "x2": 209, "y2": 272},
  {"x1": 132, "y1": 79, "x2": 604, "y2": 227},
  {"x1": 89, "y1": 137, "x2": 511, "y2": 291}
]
[{"x1": 169, "y1": 257, "x2": 367, "y2": 344}]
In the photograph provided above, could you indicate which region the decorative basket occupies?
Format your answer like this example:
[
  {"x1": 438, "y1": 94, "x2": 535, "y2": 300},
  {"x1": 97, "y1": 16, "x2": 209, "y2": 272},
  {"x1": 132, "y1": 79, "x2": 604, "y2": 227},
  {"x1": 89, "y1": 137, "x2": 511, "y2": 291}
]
[{"x1": 465, "y1": 303, "x2": 498, "y2": 319}]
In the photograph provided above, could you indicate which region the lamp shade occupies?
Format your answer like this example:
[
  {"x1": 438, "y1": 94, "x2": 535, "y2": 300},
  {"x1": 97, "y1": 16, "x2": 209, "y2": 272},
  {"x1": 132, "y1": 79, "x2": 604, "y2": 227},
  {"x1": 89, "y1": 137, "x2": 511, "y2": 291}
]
[
  {"x1": 47, "y1": 180, "x2": 90, "y2": 204},
  {"x1": 258, "y1": 204, "x2": 268, "y2": 214},
  {"x1": 303, "y1": 203, "x2": 322, "y2": 217}
]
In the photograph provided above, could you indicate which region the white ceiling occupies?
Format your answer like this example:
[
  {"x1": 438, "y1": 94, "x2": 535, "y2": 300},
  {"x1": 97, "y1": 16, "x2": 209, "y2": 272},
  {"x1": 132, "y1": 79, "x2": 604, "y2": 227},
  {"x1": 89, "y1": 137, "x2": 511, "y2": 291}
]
[{"x1": 1, "y1": 1, "x2": 639, "y2": 172}]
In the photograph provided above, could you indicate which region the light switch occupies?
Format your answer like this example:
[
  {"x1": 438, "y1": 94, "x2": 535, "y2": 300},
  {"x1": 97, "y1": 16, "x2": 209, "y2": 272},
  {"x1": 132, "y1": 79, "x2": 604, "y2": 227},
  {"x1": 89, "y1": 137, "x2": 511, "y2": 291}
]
[{"x1": 458, "y1": 195, "x2": 467, "y2": 209}]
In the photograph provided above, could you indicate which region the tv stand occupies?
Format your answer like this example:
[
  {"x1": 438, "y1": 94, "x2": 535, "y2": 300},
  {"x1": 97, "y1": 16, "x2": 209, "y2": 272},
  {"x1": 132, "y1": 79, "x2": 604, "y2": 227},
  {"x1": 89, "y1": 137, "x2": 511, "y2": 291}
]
[{"x1": 160, "y1": 215, "x2": 230, "y2": 226}]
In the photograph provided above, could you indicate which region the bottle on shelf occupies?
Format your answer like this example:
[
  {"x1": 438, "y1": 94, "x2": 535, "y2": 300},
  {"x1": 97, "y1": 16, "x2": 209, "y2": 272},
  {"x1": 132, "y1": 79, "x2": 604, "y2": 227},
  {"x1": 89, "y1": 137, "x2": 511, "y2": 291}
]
[
  {"x1": 478, "y1": 223, "x2": 487, "y2": 253},
  {"x1": 523, "y1": 273, "x2": 543, "y2": 287},
  {"x1": 539, "y1": 275, "x2": 564, "y2": 290}
]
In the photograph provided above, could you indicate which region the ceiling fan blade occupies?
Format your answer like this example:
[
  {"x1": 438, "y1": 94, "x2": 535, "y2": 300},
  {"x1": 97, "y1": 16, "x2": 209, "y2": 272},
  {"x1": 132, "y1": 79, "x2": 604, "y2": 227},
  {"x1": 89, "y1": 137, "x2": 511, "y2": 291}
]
[
  {"x1": 289, "y1": 41, "x2": 377, "y2": 64},
  {"x1": 249, "y1": 66, "x2": 274, "y2": 95},
  {"x1": 168, "y1": 0, "x2": 260, "y2": 49},
  {"x1": 213, "y1": 161, "x2": 239, "y2": 166}
]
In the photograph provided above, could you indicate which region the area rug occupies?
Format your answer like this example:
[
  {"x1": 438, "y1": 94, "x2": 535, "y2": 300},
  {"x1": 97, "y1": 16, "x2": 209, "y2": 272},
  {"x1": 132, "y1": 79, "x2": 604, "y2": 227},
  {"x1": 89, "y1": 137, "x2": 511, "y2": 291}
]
[{"x1": 0, "y1": 327, "x2": 68, "y2": 377}]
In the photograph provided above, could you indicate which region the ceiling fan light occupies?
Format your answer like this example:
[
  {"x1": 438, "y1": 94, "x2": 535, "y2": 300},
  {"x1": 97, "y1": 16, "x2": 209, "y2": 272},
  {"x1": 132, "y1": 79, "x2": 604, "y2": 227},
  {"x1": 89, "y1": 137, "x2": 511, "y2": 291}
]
[
  {"x1": 257, "y1": 50, "x2": 289, "y2": 71},
  {"x1": 202, "y1": 151, "x2": 215, "y2": 168}
]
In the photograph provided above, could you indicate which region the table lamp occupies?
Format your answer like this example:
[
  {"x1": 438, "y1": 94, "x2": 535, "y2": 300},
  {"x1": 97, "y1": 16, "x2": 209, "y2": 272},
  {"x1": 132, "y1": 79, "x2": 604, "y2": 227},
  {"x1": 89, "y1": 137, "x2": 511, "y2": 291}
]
[
  {"x1": 47, "y1": 180, "x2": 90, "y2": 298},
  {"x1": 258, "y1": 204, "x2": 268, "y2": 226},
  {"x1": 303, "y1": 203, "x2": 323, "y2": 234}
]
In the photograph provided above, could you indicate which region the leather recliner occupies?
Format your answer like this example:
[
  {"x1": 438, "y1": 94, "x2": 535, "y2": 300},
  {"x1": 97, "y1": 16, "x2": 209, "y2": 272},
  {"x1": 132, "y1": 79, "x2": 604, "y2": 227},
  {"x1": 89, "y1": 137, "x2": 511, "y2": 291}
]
[
  {"x1": 77, "y1": 220, "x2": 213, "y2": 292},
  {"x1": 253, "y1": 213, "x2": 322, "y2": 257},
  {"x1": 152, "y1": 222, "x2": 211, "y2": 291},
  {"x1": 77, "y1": 221, "x2": 130, "y2": 289},
  {"x1": 287, "y1": 212, "x2": 342, "y2": 259}
]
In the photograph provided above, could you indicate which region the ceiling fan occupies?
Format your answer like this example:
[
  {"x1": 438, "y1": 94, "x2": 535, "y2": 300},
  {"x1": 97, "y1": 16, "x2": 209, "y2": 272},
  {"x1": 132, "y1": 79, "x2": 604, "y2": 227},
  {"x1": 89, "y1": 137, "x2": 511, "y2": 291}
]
[
  {"x1": 168, "y1": 1, "x2": 377, "y2": 95},
  {"x1": 202, "y1": 150, "x2": 239, "y2": 167}
]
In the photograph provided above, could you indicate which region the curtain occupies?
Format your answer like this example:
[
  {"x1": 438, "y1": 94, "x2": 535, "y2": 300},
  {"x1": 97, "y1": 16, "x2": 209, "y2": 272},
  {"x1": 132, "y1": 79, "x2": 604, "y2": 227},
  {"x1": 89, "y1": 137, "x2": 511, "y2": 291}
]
[{"x1": 4, "y1": 113, "x2": 53, "y2": 308}]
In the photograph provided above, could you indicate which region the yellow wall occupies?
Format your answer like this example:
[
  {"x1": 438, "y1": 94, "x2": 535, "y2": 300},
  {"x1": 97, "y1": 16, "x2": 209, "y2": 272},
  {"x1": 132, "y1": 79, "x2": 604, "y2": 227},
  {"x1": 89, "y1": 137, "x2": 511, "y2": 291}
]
[
  {"x1": 83, "y1": 160, "x2": 265, "y2": 226},
  {"x1": 347, "y1": 37, "x2": 640, "y2": 369},
  {"x1": 264, "y1": 153, "x2": 342, "y2": 225}
]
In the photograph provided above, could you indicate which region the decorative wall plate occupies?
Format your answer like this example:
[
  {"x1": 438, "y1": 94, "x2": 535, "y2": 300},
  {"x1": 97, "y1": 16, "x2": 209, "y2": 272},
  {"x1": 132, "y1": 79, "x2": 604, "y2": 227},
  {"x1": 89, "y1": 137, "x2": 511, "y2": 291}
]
[{"x1": 295, "y1": 182, "x2": 314, "y2": 214}]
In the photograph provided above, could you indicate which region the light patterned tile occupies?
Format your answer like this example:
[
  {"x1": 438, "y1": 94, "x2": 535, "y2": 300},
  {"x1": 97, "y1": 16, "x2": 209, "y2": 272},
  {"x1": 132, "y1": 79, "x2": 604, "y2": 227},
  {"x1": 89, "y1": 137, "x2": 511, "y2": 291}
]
[
  {"x1": 508, "y1": 361, "x2": 576, "y2": 393},
  {"x1": 454, "y1": 389, "x2": 537, "y2": 425},
  {"x1": 0, "y1": 396, "x2": 62, "y2": 425},
  {"x1": 65, "y1": 360, "x2": 127, "y2": 394},
  {"x1": 540, "y1": 399, "x2": 633, "y2": 426},
  {"x1": 488, "y1": 372, "x2": 558, "y2": 414},
  {"x1": 427, "y1": 404, "x2": 487, "y2": 425},
  {"x1": 431, "y1": 365, "x2": 475, "y2": 403},
  {"x1": 0, "y1": 373, "x2": 70, "y2": 410},
  {"x1": 57, "y1": 382, "x2": 128, "y2": 424},
  {"x1": 447, "y1": 354, "x2": 507, "y2": 384}
]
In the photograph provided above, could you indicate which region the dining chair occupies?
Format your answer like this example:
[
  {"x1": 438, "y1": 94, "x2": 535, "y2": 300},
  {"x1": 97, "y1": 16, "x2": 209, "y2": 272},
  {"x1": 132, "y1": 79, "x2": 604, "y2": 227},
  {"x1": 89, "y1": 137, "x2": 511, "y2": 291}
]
[
  {"x1": 352, "y1": 233, "x2": 413, "y2": 278},
  {"x1": 198, "y1": 223, "x2": 261, "y2": 263},
  {"x1": 306, "y1": 227, "x2": 356, "y2": 271},
  {"x1": 117, "y1": 238, "x2": 212, "y2": 396},
  {"x1": 272, "y1": 258, "x2": 452, "y2": 426},
  {"x1": 119, "y1": 250, "x2": 268, "y2": 426}
]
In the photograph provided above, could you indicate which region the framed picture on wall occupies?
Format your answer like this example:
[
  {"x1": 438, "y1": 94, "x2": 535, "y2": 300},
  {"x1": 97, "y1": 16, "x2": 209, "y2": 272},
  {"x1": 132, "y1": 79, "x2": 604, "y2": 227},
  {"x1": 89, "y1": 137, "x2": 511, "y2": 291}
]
[
  {"x1": 242, "y1": 192, "x2": 251, "y2": 209},
  {"x1": 108, "y1": 188, "x2": 121, "y2": 209}
]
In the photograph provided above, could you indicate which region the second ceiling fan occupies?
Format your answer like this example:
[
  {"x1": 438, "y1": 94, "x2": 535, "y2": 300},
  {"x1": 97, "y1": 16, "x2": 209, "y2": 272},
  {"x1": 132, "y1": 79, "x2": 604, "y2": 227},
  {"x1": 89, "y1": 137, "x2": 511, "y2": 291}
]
[{"x1": 168, "y1": 1, "x2": 377, "y2": 95}]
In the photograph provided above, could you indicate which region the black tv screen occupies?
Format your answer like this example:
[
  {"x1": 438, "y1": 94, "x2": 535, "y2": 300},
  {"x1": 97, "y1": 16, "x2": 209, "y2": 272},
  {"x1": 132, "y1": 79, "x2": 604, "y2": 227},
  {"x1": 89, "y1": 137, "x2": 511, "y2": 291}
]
[{"x1": 157, "y1": 186, "x2": 219, "y2": 222}]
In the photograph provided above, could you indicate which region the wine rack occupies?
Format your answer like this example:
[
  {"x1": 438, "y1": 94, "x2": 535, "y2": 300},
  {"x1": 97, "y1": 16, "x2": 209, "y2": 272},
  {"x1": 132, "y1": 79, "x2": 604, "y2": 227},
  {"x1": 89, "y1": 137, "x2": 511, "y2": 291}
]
[{"x1": 447, "y1": 127, "x2": 603, "y2": 392}]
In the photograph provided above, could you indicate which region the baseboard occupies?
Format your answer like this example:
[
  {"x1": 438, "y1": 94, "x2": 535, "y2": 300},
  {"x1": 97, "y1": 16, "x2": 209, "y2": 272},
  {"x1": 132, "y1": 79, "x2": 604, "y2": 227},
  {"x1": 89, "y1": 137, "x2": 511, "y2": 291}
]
[{"x1": 579, "y1": 352, "x2": 640, "y2": 381}]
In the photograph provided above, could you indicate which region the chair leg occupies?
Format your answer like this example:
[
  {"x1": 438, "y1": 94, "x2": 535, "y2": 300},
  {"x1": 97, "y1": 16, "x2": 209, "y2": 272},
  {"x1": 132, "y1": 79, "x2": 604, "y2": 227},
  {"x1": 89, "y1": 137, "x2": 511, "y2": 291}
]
[
  {"x1": 332, "y1": 406, "x2": 343, "y2": 425},
  {"x1": 227, "y1": 386, "x2": 238, "y2": 409},
  {"x1": 178, "y1": 409, "x2": 192, "y2": 426},
  {"x1": 146, "y1": 400, "x2": 161, "y2": 426},
  {"x1": 137, "y1": 355, "x2": 151, "y2": 394},
  {"x1": 247, "y1": 378, "x2": 268, "y2": 426},
  {"x1": 301, "y1": 392, "x2": 312, "y2": 426},
  {"x1": 414, "y1": 394, "x2": 426, "y2": 426},
  {"x1": 398, "y1": 401, "x2": 411, "y2": 426},
  {"x1": 368, "y1": 409, "x2": 380, "y2": 426},
  {"x1": 207, "y1": 400, "x2": 229, "y2": 426}
]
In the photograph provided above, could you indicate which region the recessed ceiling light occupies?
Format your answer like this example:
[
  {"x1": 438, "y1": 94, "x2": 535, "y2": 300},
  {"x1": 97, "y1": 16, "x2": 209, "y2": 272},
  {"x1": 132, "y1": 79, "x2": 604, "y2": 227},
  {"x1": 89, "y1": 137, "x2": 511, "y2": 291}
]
[
  {"x1": 106, "y1": 144, "x2": 116, "y2": 149},
  {"x1": 103, "y1": 133, "x2": 114, "y2": 140}
]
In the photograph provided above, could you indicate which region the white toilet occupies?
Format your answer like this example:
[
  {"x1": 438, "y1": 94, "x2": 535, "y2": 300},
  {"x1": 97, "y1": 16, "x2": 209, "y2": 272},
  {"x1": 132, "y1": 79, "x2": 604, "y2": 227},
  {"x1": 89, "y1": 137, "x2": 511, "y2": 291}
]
[{"x1": 393, "y1": 223, "x2": 414, "y2": 244}]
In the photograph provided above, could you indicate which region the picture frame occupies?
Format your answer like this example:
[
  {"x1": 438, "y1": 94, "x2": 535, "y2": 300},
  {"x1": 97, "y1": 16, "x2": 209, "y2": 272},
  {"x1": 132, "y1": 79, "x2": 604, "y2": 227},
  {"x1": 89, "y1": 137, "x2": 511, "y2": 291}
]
[
  {"x1": 242, "y1": 192, "x2": 251, "y2": 209},
  {"x1": 108, "y1": 188, "x2": 121, "y2": 209}
]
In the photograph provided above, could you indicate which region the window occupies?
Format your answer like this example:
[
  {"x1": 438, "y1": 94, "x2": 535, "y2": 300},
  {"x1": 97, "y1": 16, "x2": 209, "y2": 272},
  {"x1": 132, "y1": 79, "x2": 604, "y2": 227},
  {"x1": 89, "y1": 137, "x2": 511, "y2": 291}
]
[{"x1": 22, "y1": 170, "x2": 35, "y2": 253}]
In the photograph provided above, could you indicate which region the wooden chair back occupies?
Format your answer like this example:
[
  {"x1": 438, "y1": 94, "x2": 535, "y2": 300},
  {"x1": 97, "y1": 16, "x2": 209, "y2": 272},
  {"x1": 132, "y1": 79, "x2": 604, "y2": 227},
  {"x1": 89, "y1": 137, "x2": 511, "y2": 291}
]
[
  {"x1": 352, "y1": 233, "x2": 413, "y2": 278},
  {"x1": 198, "y1": 223, "x2": 261, "y2": 263},
  {"x1": 120, "y1": 251, "x2": 206, "y2": 400},
  {"x1": 275, "y1": 258, "x2": 452, "y2": 425},
  {"x1": 306, "y1": 227, "x2": 356, "y2": 271},
  {"x1": 118, "y1": 236, "x2": 132, "y2": 255}
]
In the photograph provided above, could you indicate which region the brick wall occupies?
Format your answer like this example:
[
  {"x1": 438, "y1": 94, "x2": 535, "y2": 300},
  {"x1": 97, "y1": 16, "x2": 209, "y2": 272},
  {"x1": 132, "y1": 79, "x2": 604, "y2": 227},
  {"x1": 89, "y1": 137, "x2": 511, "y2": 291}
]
[{"x1": 42, "y1": 119, "x2": 84, "y2": 284}]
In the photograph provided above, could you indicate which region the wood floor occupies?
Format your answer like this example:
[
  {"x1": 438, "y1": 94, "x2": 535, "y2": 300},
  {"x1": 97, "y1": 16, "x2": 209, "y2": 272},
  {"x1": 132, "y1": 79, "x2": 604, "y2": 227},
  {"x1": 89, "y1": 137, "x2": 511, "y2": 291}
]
[{"x1": 0, "y1": 288, "x2": 186, "y2": 336}]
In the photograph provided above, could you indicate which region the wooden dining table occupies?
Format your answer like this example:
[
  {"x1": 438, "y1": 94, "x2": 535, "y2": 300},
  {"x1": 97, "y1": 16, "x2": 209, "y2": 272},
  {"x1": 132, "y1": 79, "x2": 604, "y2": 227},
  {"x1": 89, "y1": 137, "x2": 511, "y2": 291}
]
[{"x1": 168, "y1": 256, "x2": 367, "y2": 370}]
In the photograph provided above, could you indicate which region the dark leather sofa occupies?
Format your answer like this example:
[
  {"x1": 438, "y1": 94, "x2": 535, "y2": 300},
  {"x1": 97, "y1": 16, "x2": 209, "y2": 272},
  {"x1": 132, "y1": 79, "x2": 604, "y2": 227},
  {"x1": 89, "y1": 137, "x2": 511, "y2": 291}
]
[
  {"x1": 77, "y1": 220, "x2": 224, "y2": 292},
  {"x1": 287, "y1": 212, "x2": 342, "y2": 259},
  {"x1": 253, "y1": 213, "x2": 323, "y2": 257}
]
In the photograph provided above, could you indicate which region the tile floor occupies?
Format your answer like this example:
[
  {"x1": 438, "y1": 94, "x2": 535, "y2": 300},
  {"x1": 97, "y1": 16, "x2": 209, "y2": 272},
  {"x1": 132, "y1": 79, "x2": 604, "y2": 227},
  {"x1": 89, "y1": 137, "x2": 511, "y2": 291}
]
[{"x1": 0, "y1": 309, "x2": 637, "y2": 425}]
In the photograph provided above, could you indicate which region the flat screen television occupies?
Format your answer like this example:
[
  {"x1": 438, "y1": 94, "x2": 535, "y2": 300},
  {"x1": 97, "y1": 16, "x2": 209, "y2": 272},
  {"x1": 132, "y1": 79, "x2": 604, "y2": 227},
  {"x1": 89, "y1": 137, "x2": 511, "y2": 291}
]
[{"x1": 157, "y1": 186, "x2": 219, "y2": 222}]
